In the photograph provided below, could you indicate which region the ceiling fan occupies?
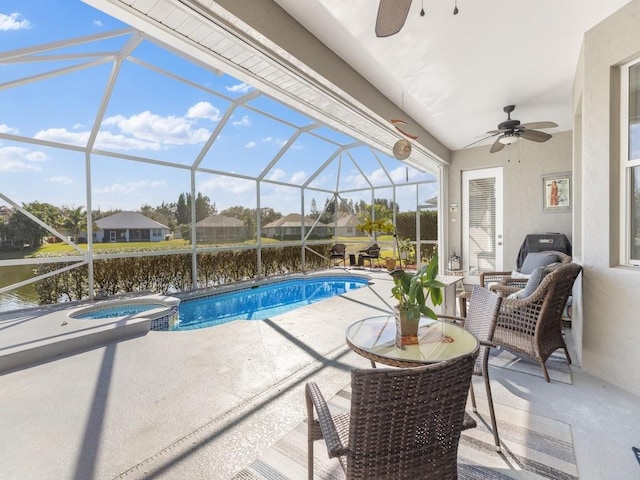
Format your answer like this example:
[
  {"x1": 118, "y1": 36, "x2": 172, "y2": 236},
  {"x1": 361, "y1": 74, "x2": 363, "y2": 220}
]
[
  {"x1": 375, "y1": 0, "x2": 460, "y2": 37},
  {"x1": 375, "y1": 0, "x2": 412, "y2": 37},
  {"x1": 467, "y1": 105, "x2": 558, "y2": 153}
]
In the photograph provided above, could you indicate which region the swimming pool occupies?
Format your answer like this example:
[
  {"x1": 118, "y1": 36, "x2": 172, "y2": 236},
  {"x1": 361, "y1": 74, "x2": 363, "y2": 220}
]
[{"x1": 174, "y1": 275, "x2": 369, "y2": 330}]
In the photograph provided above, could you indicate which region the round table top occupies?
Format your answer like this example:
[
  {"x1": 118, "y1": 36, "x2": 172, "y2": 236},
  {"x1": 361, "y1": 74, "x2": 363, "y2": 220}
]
[{"x1": 345, "y1": 315, "x2": 479, "y2": 367}]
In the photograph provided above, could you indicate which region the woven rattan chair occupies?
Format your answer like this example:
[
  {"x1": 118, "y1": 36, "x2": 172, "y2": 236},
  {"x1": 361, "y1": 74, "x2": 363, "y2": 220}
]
[
  {"x1": 439, "y1": 285, "x2": 503, "y2": 452},
  {"x1": 329, "y1": 243, "x2": 347, "y2": 266},
  {"x1": 493, "y1": 262, "x2": 582, "y2": 382},
  {"x1": 358, "y1": 243, "x2": 380, "y2": 268},
  {"x1": 458, "y1": 250, "x2": 572, "y2": 316},
  {"x1": 305, "y1": 348, "x2": 478, "y2": 480}
]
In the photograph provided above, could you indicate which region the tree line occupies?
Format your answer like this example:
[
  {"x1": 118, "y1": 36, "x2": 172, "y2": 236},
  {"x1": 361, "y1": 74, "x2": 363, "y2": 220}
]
[{"x1": 0, "y1": 192, "x2": 430, "y2": 250}]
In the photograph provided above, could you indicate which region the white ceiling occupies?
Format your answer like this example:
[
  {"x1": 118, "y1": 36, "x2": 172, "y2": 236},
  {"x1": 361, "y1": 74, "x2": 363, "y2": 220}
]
[{"x1": 272, "y1": 0, "x2": 631, "y2": 151}]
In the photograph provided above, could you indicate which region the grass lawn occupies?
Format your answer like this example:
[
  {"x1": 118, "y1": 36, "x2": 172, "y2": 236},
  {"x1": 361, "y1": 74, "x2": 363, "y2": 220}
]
[{"x1": 0, "y1": 235, "x2": 398, "y2": 260}]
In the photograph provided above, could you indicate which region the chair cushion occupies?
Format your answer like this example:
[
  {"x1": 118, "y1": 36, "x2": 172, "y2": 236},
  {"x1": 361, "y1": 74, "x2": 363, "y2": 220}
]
[
  {"x1": 522, "y1": 266, "x2": 546, "y2": 297},
  {"x1": 520, "y1": 252, "x2": 560, "y2": 275},
  {"x1": 516, "y1": 262, "x2": 566, "y2": 299},
  {"x1": 507, "y1": 288, "x2": 526, "y2": 299}
]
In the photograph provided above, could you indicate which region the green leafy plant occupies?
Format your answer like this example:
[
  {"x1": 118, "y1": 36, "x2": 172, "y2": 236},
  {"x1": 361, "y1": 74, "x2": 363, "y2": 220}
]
[{"x1": 390, "y1": 253, "x2": 444, "y2": 321}]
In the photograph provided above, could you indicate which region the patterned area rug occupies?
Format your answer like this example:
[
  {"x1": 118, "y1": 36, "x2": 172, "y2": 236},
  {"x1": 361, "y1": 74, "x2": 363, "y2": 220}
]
[
  {"x1": 232, "y1": 385, "x2": 578, "y2": 480},
  {"x1": 488, "y1": 348, "x2": 572, "y2": 384}
]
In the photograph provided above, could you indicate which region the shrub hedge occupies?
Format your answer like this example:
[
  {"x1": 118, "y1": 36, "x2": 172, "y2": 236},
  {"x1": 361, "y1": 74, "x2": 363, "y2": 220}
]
[{"x1": 33, "y1": 244, "x2": 331, "y2": 305}]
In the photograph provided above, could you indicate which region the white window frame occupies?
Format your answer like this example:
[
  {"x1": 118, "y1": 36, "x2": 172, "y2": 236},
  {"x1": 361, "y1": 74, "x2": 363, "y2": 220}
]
[{"x1": 621, "y1": 57, "x2": 640, "y2": 266}]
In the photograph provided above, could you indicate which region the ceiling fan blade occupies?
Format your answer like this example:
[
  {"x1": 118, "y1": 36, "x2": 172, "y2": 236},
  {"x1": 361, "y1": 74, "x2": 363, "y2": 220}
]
[
  {"x1": 519, "y1": 121, "x2": 558, "y2": 130},
  {"x1": 490, "y1": 138, "x2": 505, "y2": 153},
  {"x1": 463, "y1": 132, "x2": 499, "y2": 149},
  {"x1": 520, "y1": 129, "x2": 552, "y2": 142},
  {"x1": 486, "y1": 128, "x2": 509, "y2": 134},
  {"x1": 375, "y1": 0, "x2": 412, "y2": 37}
]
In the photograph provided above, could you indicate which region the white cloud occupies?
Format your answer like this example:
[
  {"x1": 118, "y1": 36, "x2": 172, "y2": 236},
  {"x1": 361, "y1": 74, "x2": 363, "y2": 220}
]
[
  {"x1": 93, "y1": 20, "x2": 103, "y2": 27},
  {"x1": 0, "y1": 123, "x2": 19, "y2": 134},
  {"x1": 232, "y1": 115, "x2": 251, "y2": 126},
  {"x1": 0, "y1": 146, "x2": 47, "y2": 172},
  {"x1": 49, "y1": 176, "x2": 73, "y2": 185},
  {"x1": 267, "y1": 169, "x2": 286, "y2": 182},
  {"x1": 198, "y1": 175, "x2": 254, "y2": 195},
  {"x1": 35, "y1": 128, "x2": 88, "y2": 147},
  {"x1": 103, "y1": 111, "x2": 211, "y2": 145},
  {"x1": 35, "y1": 128, "x2": 162, "y2": 151},
  {"x1": 245, "y1": 141, "x2": 257, "y2": 148},
  {"x1": 186, "y1": 101, "x2": 222, "y2": 122},
  {"x1": 94, "y1": 130, "x2": 164, "y2": 151},
  {"x1": 0, "y1": 13, "x2": 31, "y2": 31},
  {"x1": 261, "y1": 136, "x2": 287, "y2": 148},
  {"x1": 35, "y1": 102, "x2": 226, "y2": 153},
  {"x1": 226, "y1": 82, "x2": 253, "y2": 93},
  {"x1": 95, "y1": 180, "x2": 166, "y2": 195},
  {"x1": 290, "y1": 171, "x2": 307, "y2": 184}
]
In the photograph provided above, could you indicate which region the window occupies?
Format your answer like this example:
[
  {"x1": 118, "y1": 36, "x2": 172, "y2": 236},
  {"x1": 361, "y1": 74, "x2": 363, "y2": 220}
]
[{"x1": 622, "y1": 59, "x2": 640, "y2": 265}]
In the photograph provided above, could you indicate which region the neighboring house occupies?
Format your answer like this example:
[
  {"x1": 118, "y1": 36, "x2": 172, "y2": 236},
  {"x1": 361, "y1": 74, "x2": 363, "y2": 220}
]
[
  {"x1": 263, "y1": 213, "x2": 330, "y2": 239},
  {"x1": 95, "y1": 211, "x2": 170, "y2": 243},
  {"x1": 334, "y1": 213, "x2": 362, "y2": 237},
  {"x1": 195, "y1": 215, "x2": 249, "y2": 243}
]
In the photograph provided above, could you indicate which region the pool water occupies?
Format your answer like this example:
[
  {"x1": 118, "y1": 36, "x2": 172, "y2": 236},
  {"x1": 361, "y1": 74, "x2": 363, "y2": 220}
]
[
  {"x1": 175, "y1": 276, "x2": 368, "y2": 330},
  {"x1": 74, "y1": 303, "x2": 166, "y2": 319}
]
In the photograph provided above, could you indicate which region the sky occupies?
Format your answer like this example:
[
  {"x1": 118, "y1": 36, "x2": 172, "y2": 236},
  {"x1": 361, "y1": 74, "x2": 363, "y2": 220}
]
[{"x1": 0, "y1": 1, "x2": 438, "y2": 217}]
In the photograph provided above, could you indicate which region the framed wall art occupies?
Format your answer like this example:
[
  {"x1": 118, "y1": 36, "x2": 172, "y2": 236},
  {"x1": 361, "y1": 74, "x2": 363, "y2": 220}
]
[{"x1": 542, "y1": 172, "x2": 571, "y2": 213}]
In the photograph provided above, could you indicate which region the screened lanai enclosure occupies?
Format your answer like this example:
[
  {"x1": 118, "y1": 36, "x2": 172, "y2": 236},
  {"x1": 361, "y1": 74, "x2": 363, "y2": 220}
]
[{"x1": 0, "y1": 1, "x2": 444, "y2": 312}]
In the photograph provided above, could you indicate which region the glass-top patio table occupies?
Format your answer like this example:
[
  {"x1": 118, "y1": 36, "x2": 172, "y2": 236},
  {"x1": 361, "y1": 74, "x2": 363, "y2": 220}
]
[{"x1": 346, "y1": 314, "x2": 479, "y2": 368}]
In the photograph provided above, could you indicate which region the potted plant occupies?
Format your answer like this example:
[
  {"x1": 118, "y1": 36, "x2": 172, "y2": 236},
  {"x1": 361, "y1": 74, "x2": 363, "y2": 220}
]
[{"x1": 389, "y1": 253, "x2": 444, "y2": 345}]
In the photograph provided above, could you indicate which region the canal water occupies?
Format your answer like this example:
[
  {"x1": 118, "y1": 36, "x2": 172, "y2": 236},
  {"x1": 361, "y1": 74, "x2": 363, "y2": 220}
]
[{"x1": 0, "y1": 264, "x2": 40, "y2": 312}]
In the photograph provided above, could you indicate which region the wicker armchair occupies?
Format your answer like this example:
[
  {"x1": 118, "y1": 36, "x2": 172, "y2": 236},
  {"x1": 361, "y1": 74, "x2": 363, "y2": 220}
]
[
  {"x1": 305, "y1": 349, "x2": 478, "y2": 480},
  {"x1": 329, "y1": 243, "x2": 347, "y2": 266},
  {"x1": 488, "y1": 251, "x2": 573, "y2": 297},
  {"x1": 458, "y1": 250, "x2": 572, "y2": 315},
  {"x1": 358, "y1": 243, "x2": 380, "y2": 268},
  {"x1": 493, "y1": 262, "x2": 582, "y2": 382},
  {"x1": 439, "y1": 285, "x2": 503, "y2": 452}
]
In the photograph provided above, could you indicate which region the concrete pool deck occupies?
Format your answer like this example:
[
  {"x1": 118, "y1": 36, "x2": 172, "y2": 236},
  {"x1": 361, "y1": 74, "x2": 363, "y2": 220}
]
[{"x1": 1, "y1": 268, "x2": 640, "y2": 479}]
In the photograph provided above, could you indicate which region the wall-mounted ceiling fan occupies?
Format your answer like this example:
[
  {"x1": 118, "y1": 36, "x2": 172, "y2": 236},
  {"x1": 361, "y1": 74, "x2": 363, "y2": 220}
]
[{"x1": 467, "y1": 105, "x2": 558, "y2": 153}]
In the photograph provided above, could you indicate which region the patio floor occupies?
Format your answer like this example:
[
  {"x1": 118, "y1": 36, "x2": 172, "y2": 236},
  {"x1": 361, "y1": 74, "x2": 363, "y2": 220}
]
[{"x1": 1, "y1": 268, "x2": 639, "y2": 479}]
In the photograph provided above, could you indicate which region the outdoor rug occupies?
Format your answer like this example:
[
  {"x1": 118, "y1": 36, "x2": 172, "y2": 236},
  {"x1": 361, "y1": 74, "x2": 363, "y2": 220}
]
[
  {"x1": 231, "y1": 385, "x2": 578, "y2": 480},
  {"x1": 488, "y1": 348, "x2": 572, "y2": 384}
]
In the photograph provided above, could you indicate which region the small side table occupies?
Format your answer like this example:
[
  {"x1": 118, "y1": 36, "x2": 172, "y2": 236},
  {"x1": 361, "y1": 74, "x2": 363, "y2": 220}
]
[{"x1": 445, "y1": 269, "x2": 465, "y2": 316}]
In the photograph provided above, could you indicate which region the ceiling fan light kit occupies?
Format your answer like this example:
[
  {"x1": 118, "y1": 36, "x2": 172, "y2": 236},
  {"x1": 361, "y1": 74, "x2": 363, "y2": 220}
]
[{"x1": 498, "y1": 132, "x2": 519, "y2": 145}]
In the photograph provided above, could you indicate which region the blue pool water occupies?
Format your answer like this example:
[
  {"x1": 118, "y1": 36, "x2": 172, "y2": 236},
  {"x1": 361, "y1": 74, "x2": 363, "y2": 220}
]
[
  {"x1": 74, "y1": 303, "x2": 165, "y2": 319},
  {"x1": 174, "y1": 275, "x2": 368, "y2": 330}
]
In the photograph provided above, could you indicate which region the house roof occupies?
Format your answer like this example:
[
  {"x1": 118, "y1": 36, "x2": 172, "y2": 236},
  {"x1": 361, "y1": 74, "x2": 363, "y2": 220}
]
[
  {"x1": 196, "y1": 215, "x2": 245, "y2": 227},
  {"x1": 95, "y1": 211, "x2": 169, "y2": 230},
  {"x1": 263, "y1": 213, "x2": 328, "y2": 228},
  {"x1": 335, "y1": 214, "x2": 360, "y2": 228}
]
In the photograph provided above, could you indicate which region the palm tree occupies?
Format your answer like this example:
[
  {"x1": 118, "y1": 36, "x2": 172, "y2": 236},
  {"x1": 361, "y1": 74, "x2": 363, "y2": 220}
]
[{"x1": 63, "y1": 206, "x2": 86, "y2": 242}]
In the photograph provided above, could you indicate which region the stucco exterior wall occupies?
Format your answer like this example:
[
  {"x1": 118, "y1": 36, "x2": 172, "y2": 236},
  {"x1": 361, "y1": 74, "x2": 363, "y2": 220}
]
[
  {"x1": 574, "y1": 0, "x2": 640, "y2": 397},
  {"x1": 449, "y1": 131, "x2": 573, "y2": 273}
]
